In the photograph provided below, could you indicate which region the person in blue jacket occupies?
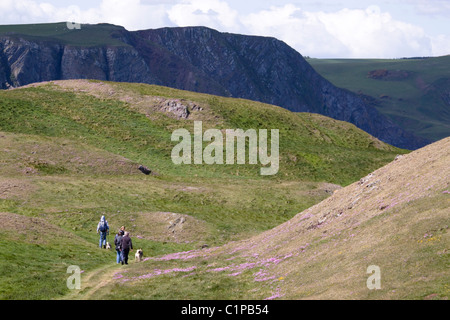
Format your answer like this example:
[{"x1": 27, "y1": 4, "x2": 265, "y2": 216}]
[{"x1": 96, "y1": 215, "x2": 109, "y2": 248}]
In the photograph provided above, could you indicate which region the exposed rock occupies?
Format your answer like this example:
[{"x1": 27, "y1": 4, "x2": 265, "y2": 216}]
[
  {"x1": 168, "y1": 216, "x2": 186, "y2": 233},
  {"x1": 359, "y1": 173, "x2": 374, "y2": 185},
  {"x1": 159, "y1": 99, "x2": 190, "y2": 119}
]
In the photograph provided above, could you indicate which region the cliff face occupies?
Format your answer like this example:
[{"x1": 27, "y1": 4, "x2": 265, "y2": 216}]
[
  {"x1": 0, "y1": 24, "x2": 429, "y2": 149},
  {"x1": 0, "y1": 38, "x2": 63, "y2": 87},
  {"x1": 0, "y1": 28, "x2": 228, "y2": 96}
]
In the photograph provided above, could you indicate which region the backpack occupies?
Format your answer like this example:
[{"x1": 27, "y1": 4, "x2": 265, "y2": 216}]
[{"x1": 99, "y1": 221, "x2": 108, "y2": 232}]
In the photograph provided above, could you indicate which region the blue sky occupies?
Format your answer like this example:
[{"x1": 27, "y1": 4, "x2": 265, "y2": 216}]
[{"x1": 1, "y1": 0, "x2": 449, "y2": 58}]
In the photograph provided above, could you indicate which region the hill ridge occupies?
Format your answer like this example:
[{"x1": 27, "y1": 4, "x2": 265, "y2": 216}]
[
  {"x1": 104, "y1": 137, "x2": 448, "y2": 299},
  {"x1": 0, "y1": 22, "x2": 428, "y2": 150}
]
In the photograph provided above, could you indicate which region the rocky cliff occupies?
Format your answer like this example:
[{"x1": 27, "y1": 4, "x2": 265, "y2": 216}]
[{"x1": 0, "y1": 23, "x2": 429, "y2": 149}]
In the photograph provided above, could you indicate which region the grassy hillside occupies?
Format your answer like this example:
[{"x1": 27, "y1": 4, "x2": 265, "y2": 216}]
[
  {"x1": 75, "y1": 137, "x2": 449, "y2": 300},
  {"x1": 308, "y1": 56, "x2": 450, "y2": 142},
  {"x1": 1, "y1": 80, "x2": 403, "y2": 184},
  {"x1": 0, "y1": 80, "x2": 405, "y2": 299},
  {"x1": 0, "y1": 22, "x2": 126, "y2": 46}
]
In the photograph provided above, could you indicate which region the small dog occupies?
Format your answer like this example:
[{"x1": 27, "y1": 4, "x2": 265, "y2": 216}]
[
  {"x1": 135, "y1": 249, "x2": 143, "y2": 262},
  {"x1": 105, "y1": 242, "x2": 111, "y2": 250}
]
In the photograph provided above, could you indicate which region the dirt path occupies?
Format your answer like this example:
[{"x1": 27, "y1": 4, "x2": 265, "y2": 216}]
[{"x1": 61, "y1": 263, "x2": 120, "y2": 300}]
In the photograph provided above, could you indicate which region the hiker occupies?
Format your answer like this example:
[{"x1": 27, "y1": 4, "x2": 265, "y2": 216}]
[
  {"x1": 96, "y1": 215, "x2": 110, "y2": 248},
  {"x1": 114, "y1": 230, "x2": 124, "y2": 264},
  {"x1": 121, "y1": 231, "x2": 133, "y2": 265}
]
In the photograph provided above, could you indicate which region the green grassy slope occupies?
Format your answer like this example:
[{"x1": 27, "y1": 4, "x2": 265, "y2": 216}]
[
  {"x1": 308, "y1": 56, "x2": 450, "y2": 142},
  {"x1": 1, "y1": 80, "x2": 404, "y2": 184},
  {"x1": 0, "y1": 80, "x2": 405, "y2": 299},
  {"x1": 0, "y1": 22, "x2": 126, "y2": 46},
  {"x1": 83, "y1": 137, "x2": 449, "y2": 301}
]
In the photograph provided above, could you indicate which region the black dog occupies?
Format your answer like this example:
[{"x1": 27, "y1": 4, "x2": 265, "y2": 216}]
[{"x1": 138, "y1": 165, "x2": 151, "y2": 175}]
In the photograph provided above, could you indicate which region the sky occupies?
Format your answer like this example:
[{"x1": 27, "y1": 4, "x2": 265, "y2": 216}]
[{"x1": 0, "y1": 0, "x2": 449, "y2": 58}]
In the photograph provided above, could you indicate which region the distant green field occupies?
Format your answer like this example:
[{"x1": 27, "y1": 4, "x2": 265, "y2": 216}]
[
  {"x1": 308, "y1": 56, "x2": 450, "y2": 142},
  {"x1": 0, "y1": 22, "x2": 126, "y2": 46}
]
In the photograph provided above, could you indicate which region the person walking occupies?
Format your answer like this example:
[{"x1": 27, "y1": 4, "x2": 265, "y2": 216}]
[
  {"x1": 114, "y1": 230, "x2": 124, "y2": 264},
  {"x1": 120, "y1": 231, "x2": 133, "y2": 265},
  {"x1": 96, "y1": 215, "x2": 109, "y2": 248}
]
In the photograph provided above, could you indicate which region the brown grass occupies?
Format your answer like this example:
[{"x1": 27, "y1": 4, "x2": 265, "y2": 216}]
[
  {"x1": 133, "y1": 211, "x2": 211, "y2": 243},
  {"x1": 0, "y1": 212, "x2": 80, "y2": 245},
  {"x1": 0, "y1": 131, "x2": 139, "y2": 176},
  {"x1": 155, "y1": 137, "x2": 449, "y2": 299},
  {"x1": 49, "y1": 80, "x2": 223, "y2": 125}
]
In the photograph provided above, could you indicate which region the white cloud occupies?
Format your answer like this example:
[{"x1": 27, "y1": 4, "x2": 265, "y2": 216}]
[
  {"x1": 167, "y1": 0, "x2": 240, "y2": 31},
  {"x1": 242, "y1": 4, "x2": 350, "y2": 57},
  {"x1": 242, "y1": 4, "x2": 433, "y2": 58},
  {"x1": 431, "y1": 34, "x2": 450, "y2": 57},
  {"x1": 0, "y1": 0, "x2": 50, "y2": 23},
  {"x1": 316, "y1": 6, "x2": 432, "y2": 58},
  {"x1": 0, "y1": 1, "x2": 447, "y2": 58},
  {"x1": 403, "y1": 0, "x2": 450, "y2": 16},
  {"x1": 0, "y1": 0, "x2": 169, "y2": 30},
  {"x1": 70, "y1": 0, "x2": 170, "y2": 30}
]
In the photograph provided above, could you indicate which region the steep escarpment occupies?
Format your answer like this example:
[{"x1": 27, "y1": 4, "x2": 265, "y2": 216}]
[
  {"x1": 0, "y1": 23, "x2": 428, "y2": 149},
  {"x1": 0, "y1": 37, "x2": 64, "y2": 87}
]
